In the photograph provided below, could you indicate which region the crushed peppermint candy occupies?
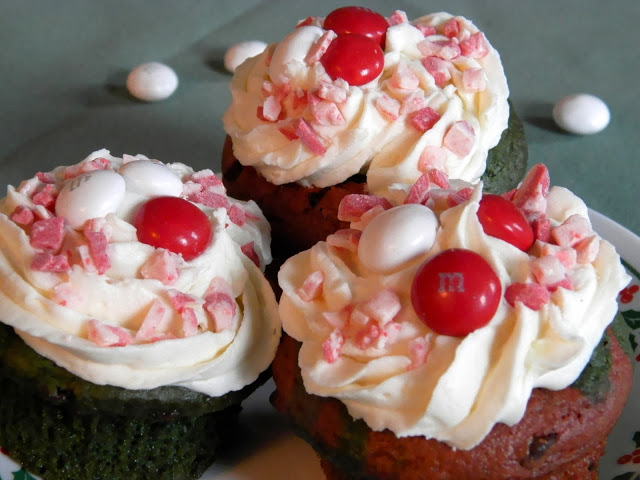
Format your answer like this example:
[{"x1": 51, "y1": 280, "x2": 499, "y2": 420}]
[{"x1": 2, "y1": 153, "x2": 270, "y2": 350}]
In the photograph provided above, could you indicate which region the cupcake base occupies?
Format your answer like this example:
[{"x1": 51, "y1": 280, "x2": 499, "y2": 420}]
[
  {"x1": 271, "y1": 327, "x2": 632, "y2": 480},
  {"x1": 0, "y1": 324, "x2": 269, "y2": 480}
]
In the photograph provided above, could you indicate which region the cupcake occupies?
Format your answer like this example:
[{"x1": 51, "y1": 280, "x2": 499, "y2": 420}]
[
  {"x1": 273, "y1": 163, "x2": 632, "y2": 479},
  {"x1": 222, "y1": 7, "x2": 527, "y2": 258},
  {"x1": 0, "y1": 149, "x2": 280, "y2": 479}
]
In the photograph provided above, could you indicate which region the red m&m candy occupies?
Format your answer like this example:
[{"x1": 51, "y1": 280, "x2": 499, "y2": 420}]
[
  {"x1": 323, "y1": 6, "x2": 389, "y2": 47},
  {"x1": 133, "y1": 196, "x2": 213, "y2": 261},
  {"x1": 320, "y1": 33, "x2": 384, "y2": 86},
  {"x1": 477, "y1": 194, "x2": 534, "y2": 251},
  {"x1": 411, "y1": 249, "x2": 501, "y2": 337}
]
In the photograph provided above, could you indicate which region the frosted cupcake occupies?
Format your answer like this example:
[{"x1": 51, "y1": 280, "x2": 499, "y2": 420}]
[
  {"x1": 273, "y1": 164, "x2": 631, "y2": 479},
  {"x1": 0, "y1": 149, "x2": 280, "y2": 479},
  {"x1": 222, "y1": 7, "x2": 527, "y2": 256}
]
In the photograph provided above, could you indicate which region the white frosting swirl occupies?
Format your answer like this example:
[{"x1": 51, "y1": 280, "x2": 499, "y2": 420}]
[
  {"x1": 0, "y1": 149, "x2": 280, "y2": 397},
  {"x1": 278, "y1": 182, "x2": 629, "y2": 449},
  {"x1": 223, "y1": 12, "x2": 509, "y2": 201}
]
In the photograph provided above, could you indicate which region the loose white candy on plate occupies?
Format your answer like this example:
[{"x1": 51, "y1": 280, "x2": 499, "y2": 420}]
[
  {"x1": 55, "y1": 170, "x2": 126, "y2": 229},
  {"x1": 358, "y1": 204, "x2": 438, "y2": 273},
  {"x1": 224, "y1": 40, "x2": 268, "y2": 73},
  {"x1": 118, "y1": 160, "x2": 183, "y2": 197},
  {"x1": 126, "y1": 62, "x2": 178, "y2": 102},
  {"x1": 552, "y1": 93, "x2": 610, "y2": 135}
]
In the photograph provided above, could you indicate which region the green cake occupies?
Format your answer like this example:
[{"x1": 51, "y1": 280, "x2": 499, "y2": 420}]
[{"x1": 0, "y1": 150, "x2": 281, "y2": 479}]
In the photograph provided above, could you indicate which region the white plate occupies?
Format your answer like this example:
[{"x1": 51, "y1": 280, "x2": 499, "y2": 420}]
[{"x1": 2, "y1": 210, "x2": 639, "y2": 480}]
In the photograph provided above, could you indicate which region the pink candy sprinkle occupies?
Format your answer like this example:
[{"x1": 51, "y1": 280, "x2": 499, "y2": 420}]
[
  {"x1": 310, "y1": 99, "x2": 345, "y2": 126},
  {"x1": 418, "y1": 146, "x2": 448, "y2": 172},
  {"x1": 278, "y1": 120, "x2": 299, "y2": 140},
  {"x1": 360, "y1": 289, "x2": 401, "y2": 326},
  {"x1": 447, "y1": 187, "x2": 474, "y2": 207},
  {"x1": 262, "y1": 95, "x2": 282, "y2": 122},
  {"x1": 187, "y1": 189, "x2": 231, "y2": 210},
  {"x1": 512, "y1": 164, "x2": 550, "y2": 215},
  {"x1": 421, "y1": 56, "x2": 451, "y2": 87},
  {"x1": 504, "y1": 283, "x2": 550, "y2": 311},
  {"x1": 427, "y1": 168, "x2": 451, "y2": 189},
  {"x1": 322, "y1": 329, "x2": 344, "y2": 364},
  {"x1": 228, "y1": 204, "x2": 246, "y2": 226},
  {"x1": 204, "y1": 290, "x2": 237, "y2": 332},
  {"x1": 410, "y1": 107, "x2": 441, "y2": 132},
  {"x1": 83, "y1": 217, "x2": 112, "y2": 240},
  {"x1": 443, "y1": 120, "x2": 475, "y2": 157},
  {"x1": 387, "y1": 10, "x2": 408, "y2": 26},
  {"x1": 404, "y1": 173, "x2": 431, "y2": 205},
  {"x1": 391, "y1": 62, "x2": 420, "y2": 91},
  {"x1": 31, "y1": 251, "x2": 70, "y2": 273},
  {"x1": 462, "y1": 68, "x2": 486, "y2": 92},
  {"x1": 575, "y1": 235, "x2": 600, "y2": 264},
  {"x1": 399, "y1": 92, "x2": 427, "y2": 115},
  {"x1": 10, "y1": 205, "x2": 35, "y2": 225},
  {"x1": 292, "y1": 88, "x2": 309, "y2": 110},
  {"x1": 529, "y1": 212, "x2": 552, "y2": 243},
  {"x1": 140, "y1": 249, "x2": 179, "y2": 285},
  {"x1": 180, "y1": 307, "x2": 199, "y2": 337},
  {"x1": 32, "y1": 184, "x2": 57, "y2": 210},
  {"x1": 294, "y1": 118, "x2": 327, "y2": 155},
  {"x1": 375, "y1": 95, "x2": 401, "y2": 121},
  {"x1": 298, "y1": 270, "x2": 325, "y2": 302},
  {"x1": 407, "y1": 336, "x2": 431, "y2": 370},
  {"x1": 36, "y1": 171, "x2": 56, "y2": 184},
  {"x1": 337, "y1": 194, "x2": 392, "y2": 222},
  {"x1": 326, "y1": 228, "x2": 362, "y2": 251},
  {"x1": 189, "y1": 170, "x2": 224, "y2": 189},
  {"x1": 417, "y1": 38, "x2": 460, "y2": 60},
  {"x1": 460, "y1": 32, "x2": 489, "y2": 58},
  {"x1": 30, "y1": 217, "x2": 65, "y2": 251},
  {"x1": 355, "y1": 320, "x2": 381, "y2": 350},
  {"x1": 443, "y1": 18, "x2": 460, "y2": 38},
  {"x1": 241, "y1": 241, "x2": 260, "y2": 267},
  {"x1": 551, "y1": 214, "x2": 592, "y2": 248},
  {"x1": 305, "y1": 30, "x2": 337, "y2": 65},
  {"x1": 53, "y1": 282, "x2": 85, "y2": 307},
  {"x1": 531, "y1": 255, "x2": 567, "y2": 288},
  {"x1": 135, "y1": 299, "x2": 168, "y2": 343},
  {"x1": 415, "y1": 24, "x2": 436, "y2": 37},
  {"x1": 168, "y1": 289, "x2": 202, "y2": 312},
  {"x1": 322, "y1": 308, "x2": 350, "y2": 330},
  {"x1": 540, "y1": 243, "x2": 577, "y2": 269},
  {"x1": 85, "y1": 231, "x2": 111, "y2": 275},
  {"x1": 317, "y1": 80, "x2": 347, "y2": 103},
  {"x1": 87, "y1": 319, "x2": 132, "y2": 347}
]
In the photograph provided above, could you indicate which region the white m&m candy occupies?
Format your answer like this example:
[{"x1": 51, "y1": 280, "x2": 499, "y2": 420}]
[
  {"x1": 55, "y1": 170, "x2": 126, "y2": 229},
  {"x1": 126, "y1": 62, "x2": 178, "y2": 102},
  {"x1": 224, "y1": 41, "x2": 268, "y2": 73},
  {"x1": 552, "y1": 93, "x2": 610, "y2": 135},
  {"x1": 358, "y1": 204, "x2": 438, "y2": 273},
  {"x1": 119, "y1": 160, "x2": 183, "y2": 197}
]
